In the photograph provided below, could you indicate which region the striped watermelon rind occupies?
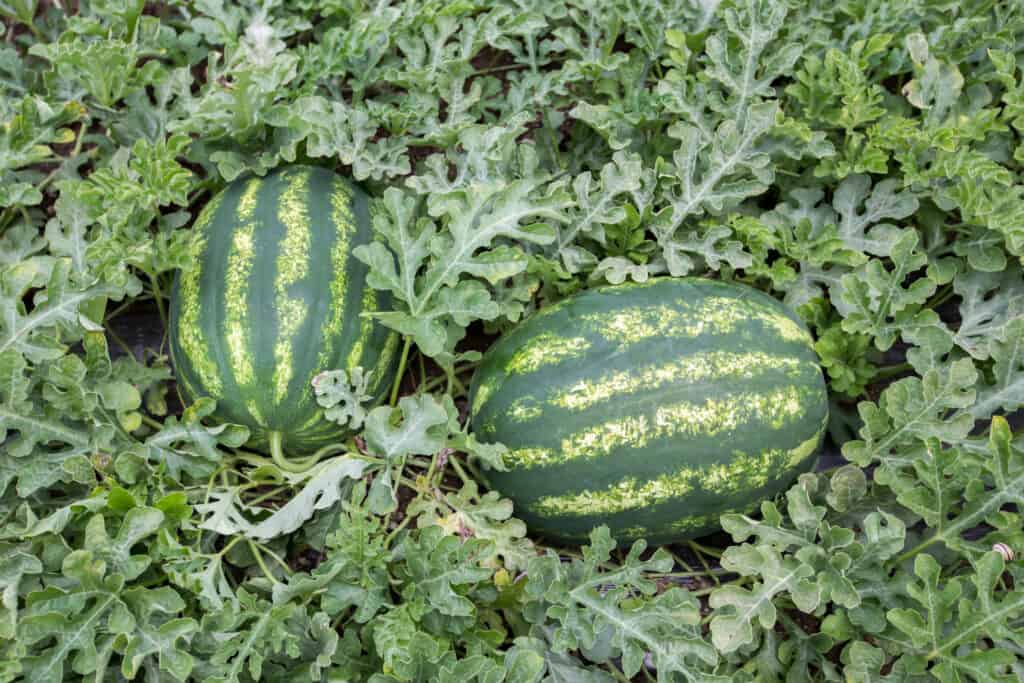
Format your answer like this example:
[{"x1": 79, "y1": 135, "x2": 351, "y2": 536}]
[
  {"x1": 169, "y1": 165, "x2": 398, "y2": 456},
  {"x1": 469, "y1": 278, "x2": 829, "y2": 545}
]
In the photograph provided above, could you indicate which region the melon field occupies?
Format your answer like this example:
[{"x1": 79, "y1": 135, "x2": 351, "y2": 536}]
[{"x1": 2, "y1": 1, "x2": 1024, "y2": 681}]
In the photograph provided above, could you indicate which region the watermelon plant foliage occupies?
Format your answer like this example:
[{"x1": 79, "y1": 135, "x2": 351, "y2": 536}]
[{"x1": 1, "y1": 0, "x2": 1024, "y2": 680}]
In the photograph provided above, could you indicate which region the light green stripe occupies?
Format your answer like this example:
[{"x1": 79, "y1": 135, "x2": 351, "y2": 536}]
[
  {"x1": 508, "y1": 384, "x2": 818, "y2": 469},
  {"x1": 580, "y1": 296, "x2": 811, "y2": 349},
  {"x1": 663, "y1": 510, "x2": 741, "y2": 536},
  {"x1": 345, "y1": 286, "x2": 376, "y2": 374},
  {"x1": 506, "y1": 398, "x2": 543, "y2": 422},
  {"x1": 272, "y1": 171, "x2": 311, "y2": 404},
  {"x1": 471, "y1": 372, "x2": 501, "y2": 416},
  {"x1": 551, "y1": 350, "x2": 807, "y2": 412},
  {"x1": 529, "y1": 426, "x2": 825, "y2": 518},
  {"x1": 617, "y1": 508, "x2": 746, "y2": 541},
  {"x1": 176, "y1": 191, "x2": 227, "y2": 398},
  {"x1": 224, "y1": 179, "x2": 262, "y2": 423},
  {"x1": 236, "y1": 175, "x2": 260, "y2": 219},
  {"x1": 369, "y1": 328, "x2": 400, "y2": 396},
  {"x1": 320, "y1": 181, "x2": 357, "y2": 373},
  {"x1": 504, "y1": 333, "x2": 591, "y2": 375}
]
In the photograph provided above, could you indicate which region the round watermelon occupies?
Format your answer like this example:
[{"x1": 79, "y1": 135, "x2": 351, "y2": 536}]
[
  {"x1": 469, "y1": 278, "x2": 829, "y2": 545},
  {"x1": 169, "y1": 165, "x2": 398, "y2": 455}
]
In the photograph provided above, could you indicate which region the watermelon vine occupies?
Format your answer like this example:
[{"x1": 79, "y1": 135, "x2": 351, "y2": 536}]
[{"x1": 1, "y1": 1, "x2": 1023, "y2": 681}]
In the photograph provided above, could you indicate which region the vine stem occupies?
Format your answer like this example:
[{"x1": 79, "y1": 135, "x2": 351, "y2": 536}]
[
  {"x1": 216, "y1": 535, "x2": 245, "y2": 557},
  {"x1": 384, "y1": 511, "x2": 415, "y2": 548},
  {"x1": 690, "y1": 576, "x2": 751, "y2": 597},
  {"x1": 874, "y1": 362, "x2": 913, "y2": 380},
  {"x1": 245, "y1": 485, "x2": 291, "y2": 507},
  {"x1": 258, "y1": 544, "x2": 292, "y2": 574},
  {"x1": 652, "y1": 569, "x2": 732, "y2": 578},
  {"x1": 148, "y1": 270, "x2": 169, "y2": 351},
  {"x1": 890, "y1": 536, "x2": 937, "y2": 568},
  {"x1": 448, "y1": 373, "x2": 468, "y2": 397},
  {"x1": 418, "y1": 360, "x2": 480, "y2": 394},
  {"x1": 247, "y1": 540, "x2": 278, "y2": 583},
  {"x1": 104, "y1": 295, "x2": 152, "y2": 324},
  {"x1": 688, "y1": 540, "x2": 723, "y2": 558},
  {"x1": 665, "y1": 548, "x2": 697, "y2": 574},
  {"x1": 449, "y1": 456, "x2": 472, "y2": 485},
  {"x1": 687, "y1": 540, "x2": 721, "y2": 585},
  {"x1": 926, "y1": 283, "x2": 955, "y2": 310},
  {"x1": 604, "y1": 661, "x2": 632, "y2": 683},
  {"x1": 140, "y1": 414, "x2": 163, "y2": 430},
  {"x1": 105, "y1": 325, "x2": 135, "y2": 358},
  {"x1": 390, "y1": 337, "x2": 413, "y2": 406}
]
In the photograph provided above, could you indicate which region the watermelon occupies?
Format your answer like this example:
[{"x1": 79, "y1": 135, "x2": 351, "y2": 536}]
[
  {"x1": 169, "y1": 165, "x2": 398, "y2": 458},
  {"x1": 469, "y1": 278, "x2": 828, "y2": 545}
]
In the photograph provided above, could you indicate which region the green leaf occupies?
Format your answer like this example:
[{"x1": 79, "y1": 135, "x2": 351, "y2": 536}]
[
  {"x1": 355, "y1": 117, "x2": 570, "y2": 357},
  {"x1": 529, "y1": 527, "x2": 717, "y2": 679},
  {"x1": 196, "y1": 590, "x2": 302, "y2": 683},
  {"x1": 842, "y1": 358, "x2": 977, "y2": 467},
  {"x1": 363, "y1": 394, "x2": 448, "y2": 461},
  {"x1": 839, "y1": 231, "x2": 937, "y2": 350},
  {"x1": 655, "y1": 102, "x2": 776, "y2": 262},
  {"x1": 395, "y1": 526, "x2": 494, "y2": 617},
  {"x1": 554, "y1": 151, "x2": 644, "y2": 261},
  {"x1": 412, "y1": 479, "x2": 534, "y2": 572},
  {"x1": 246, "y1": 457, "x2": 368, "y2": 540},
  {"x1": 85, "y1": 507, "x2": 164, "y2": 581},
  {"x1": 29, "y1": 39, "x2": 142, "y2": 108},
  {"x1": 0, "y1": 258, "x2": 117, "y2": 363},
  {"x1": 272, "y1": 502, "x2": 391, "y2": 623},
  {"x1": 196, "y1": 457, "x2": 367, "y2": 539},
  {"x1": 117, "y1": 587, "x2": 198, "y2": 682},
  {"x1": 0, "y1": 545, "x2": 42, "y2": 640},
  {"x1": 710, "y1": 542, "x2": 817, "y2": 652},
  {"x1": 971, "y1": 317, "x2": 1024, "y2": 419},
  {"x1": 20, "y1": 550, "x2": 190, "y2": 683},
  {"x1": 313, "y1": 367, "x2": 374, "y2": 431},
  {"x1": 135, "y1": 397, "x2": 248, "y2": 480},
  {"x1": 831, "y1": 174, "x2": 917, "y2": 257},
  {"x1": 887, "y1": 552, "x2": 1024, "y2": 680},
  {"x1": 0, "y1": 97, "x2": 84, "y2": 209},
  {"x1": 952, "y1": 265, "x2": 1024, "y2": 360},
  {"x1": 0, "y1": 0, "x2": 38, "y2": 27},
  {"x1": 271, "y1": 95, "x2": 410, "y2": 180},
  {"x1": 907, "y1": 417, "x2": 1024, "y2": 558}
]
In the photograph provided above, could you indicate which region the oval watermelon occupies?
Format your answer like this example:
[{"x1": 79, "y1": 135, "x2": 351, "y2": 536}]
[
  {"x1": 169, "y1": 165, "x2": 398, "y2": 456},
  {"x1": 469, "y1": 278, "x2": 828, "y2": 545}
]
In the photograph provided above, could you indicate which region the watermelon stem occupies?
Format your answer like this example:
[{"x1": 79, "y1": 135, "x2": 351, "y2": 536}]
[{"x1": 267, "y1": 430, "x2": 322, "y2": 473}]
